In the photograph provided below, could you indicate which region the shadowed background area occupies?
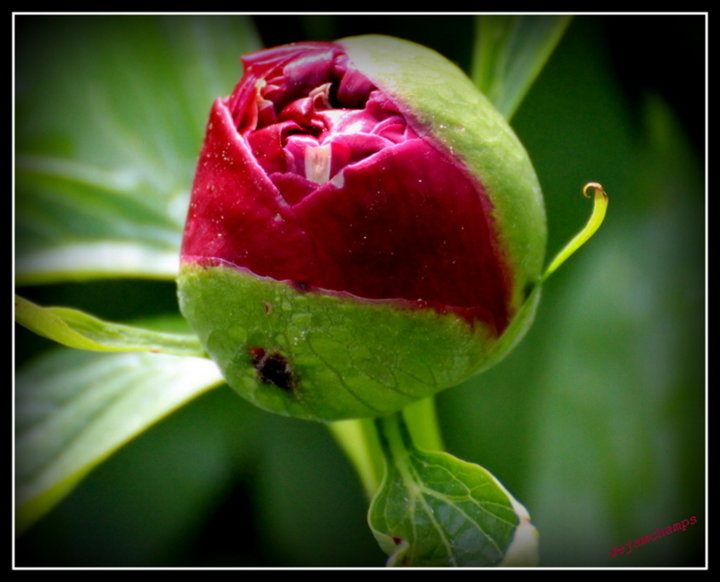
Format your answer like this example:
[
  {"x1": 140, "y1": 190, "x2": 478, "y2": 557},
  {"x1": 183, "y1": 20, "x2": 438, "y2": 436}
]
[{"x1": 15, "y1": 14, "x2": 705, "y2": 567}]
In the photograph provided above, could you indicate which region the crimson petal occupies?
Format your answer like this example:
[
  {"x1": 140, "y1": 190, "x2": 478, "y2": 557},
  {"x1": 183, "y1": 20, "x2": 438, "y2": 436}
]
[{"x1": 182, "y1": 40, "x2": 512, "y2": 334}]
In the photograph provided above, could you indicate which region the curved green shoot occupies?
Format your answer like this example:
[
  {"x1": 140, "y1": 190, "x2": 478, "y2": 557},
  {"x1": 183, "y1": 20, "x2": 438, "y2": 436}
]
[
  {"x1": 15, "y1": 296, "x2": 205, "y2": 357},
  {"x1": 542, "y1": 182, "x2": 609, "y2": 283}
]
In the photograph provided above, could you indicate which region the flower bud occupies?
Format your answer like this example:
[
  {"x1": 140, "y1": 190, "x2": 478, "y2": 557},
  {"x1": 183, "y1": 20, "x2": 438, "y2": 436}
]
[{"x1": 177, "y1": 35, "x2": 546, "y2": 421}]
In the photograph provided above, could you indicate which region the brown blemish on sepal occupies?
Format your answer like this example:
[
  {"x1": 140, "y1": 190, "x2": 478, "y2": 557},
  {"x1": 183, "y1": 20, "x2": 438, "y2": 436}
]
[{"x1": 248, "y1": 347, "x2": 297, "y2": 392}]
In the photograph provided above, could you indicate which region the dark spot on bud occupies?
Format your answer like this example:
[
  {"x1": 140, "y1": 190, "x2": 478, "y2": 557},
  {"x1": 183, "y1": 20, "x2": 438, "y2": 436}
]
[
  {"x1": 248, "y1": 347, "x2": 297, "y2": 392},
  {"x1": 392, "y1": 536, "x2": 404, "y2": 545},
  {"x1": 292, "y1": 280, "x2": 310, "y2": 293},
  {"x1": 263, "y1": 301, "x2": 273, "y2": 315}
]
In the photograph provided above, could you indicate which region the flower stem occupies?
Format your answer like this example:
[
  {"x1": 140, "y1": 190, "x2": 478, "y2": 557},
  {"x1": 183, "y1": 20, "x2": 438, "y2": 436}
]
[
  {"x1": 327, "y1": 416, "x2": 385, "y2": 499},
  {"x1": 400, "y1": 396, "x2": 444, "y2": 452},
  {"x1": 328, "y1": 396, "x2": 444, "y2": 499},
  {"x1": 374, "y1": 411, "x2": 412, "y2": 470}
]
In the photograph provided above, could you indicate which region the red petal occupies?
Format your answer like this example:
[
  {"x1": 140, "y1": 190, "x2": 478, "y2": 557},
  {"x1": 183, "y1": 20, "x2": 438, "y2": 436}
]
[
  {"x1": 292, "y1": 139, "x2": 511, "y2": 332},
  {"x1": 181, "y1": 98, "x2": 322, "y2": 284}
]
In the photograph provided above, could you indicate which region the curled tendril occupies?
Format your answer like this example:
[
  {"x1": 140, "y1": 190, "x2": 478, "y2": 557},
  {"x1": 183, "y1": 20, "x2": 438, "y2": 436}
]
[
  {"x1": 541, "y1": 182, "x2": 609, "y2": 283},
  {"x1": 582, "y1": 182, "x2": 607, "y2": 199}
]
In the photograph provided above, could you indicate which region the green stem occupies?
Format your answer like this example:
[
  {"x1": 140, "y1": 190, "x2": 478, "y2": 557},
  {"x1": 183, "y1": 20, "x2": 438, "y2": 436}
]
[
  {"x1": 400, "y1": 396, "x2": 443, "y2": 452},
  {"x1": 327, "y1": 416, "x2": 385, "y2": 499},
  {"x1": 328, "y1": 396, "x2": 444, "y2": 499},
  {"x1": 374, "y1": 410, "x2": 412, "y2": 469}
]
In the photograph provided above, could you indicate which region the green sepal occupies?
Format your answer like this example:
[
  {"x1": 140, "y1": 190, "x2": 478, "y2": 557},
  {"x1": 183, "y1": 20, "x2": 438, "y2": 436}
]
[{"x1": 177, "y1": 263, "x2": 540, "y2": 422}]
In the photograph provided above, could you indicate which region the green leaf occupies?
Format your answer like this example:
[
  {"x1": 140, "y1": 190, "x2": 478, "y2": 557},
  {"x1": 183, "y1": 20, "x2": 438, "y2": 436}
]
[
  {"x1": 368, "y1": 413, "x2": 538, "y2": 567},
  {"x1": 15, "y1": 348, "x2": 224, "y2": 533},
  {"x1": 14, "y1": 241, "x2": 181, "y2": 284},
  {"x1": 15, "y1": 15, "x2": 262, "y2": 283},
  {"x1": 15, "y1": 296, "x2": 206, "y2": 357},
  {"x1": 471, "y1": 15, "x2": 571, "y2": 120}
]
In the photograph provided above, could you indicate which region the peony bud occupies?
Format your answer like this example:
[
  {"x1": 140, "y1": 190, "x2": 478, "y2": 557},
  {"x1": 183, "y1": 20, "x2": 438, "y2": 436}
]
[{"x1": 177, "y1": 35, "x2": 547, "y2": 421}]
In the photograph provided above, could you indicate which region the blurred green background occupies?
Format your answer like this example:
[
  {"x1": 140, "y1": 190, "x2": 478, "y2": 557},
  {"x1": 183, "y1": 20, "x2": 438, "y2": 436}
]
[{"x1": 14, "y1": 14, "x2": 705, "y2": 567}]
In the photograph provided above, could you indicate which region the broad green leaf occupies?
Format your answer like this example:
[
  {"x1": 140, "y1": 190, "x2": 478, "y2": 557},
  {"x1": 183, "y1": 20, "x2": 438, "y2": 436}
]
[
  {"x1": 15, "y1": 348, "x2": 224, "y2": 533},
  {"x1": 15, "y1": 242, "x2": 181, "y2": 284},
  {"x1": 15, "y1": 15, "x2": 262, "y2": 283},
  {"x1": 15, "y1": 296, "x2": 205, "y2": 357},
  {"x1": 368, "y1": 413, "x2": 538, "y2": 567},
  {"x1": 471, "y1": 15, "x2": 571, "y2": 120}
]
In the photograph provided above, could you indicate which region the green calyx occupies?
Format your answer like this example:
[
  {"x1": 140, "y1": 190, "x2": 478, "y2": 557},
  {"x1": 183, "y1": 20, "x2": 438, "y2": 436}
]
[
  {"x1": 339, "y1": 35, "x2": 547, "y2": 311},
  {"x1": 177, "y1": 263, "x2": 540, "y2": 421}
]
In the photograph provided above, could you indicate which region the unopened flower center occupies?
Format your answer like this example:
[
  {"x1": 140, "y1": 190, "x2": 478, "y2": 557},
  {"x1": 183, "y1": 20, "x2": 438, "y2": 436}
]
[{"x1": 236, "y1": 48, "x2": 417, "y2": 200}]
